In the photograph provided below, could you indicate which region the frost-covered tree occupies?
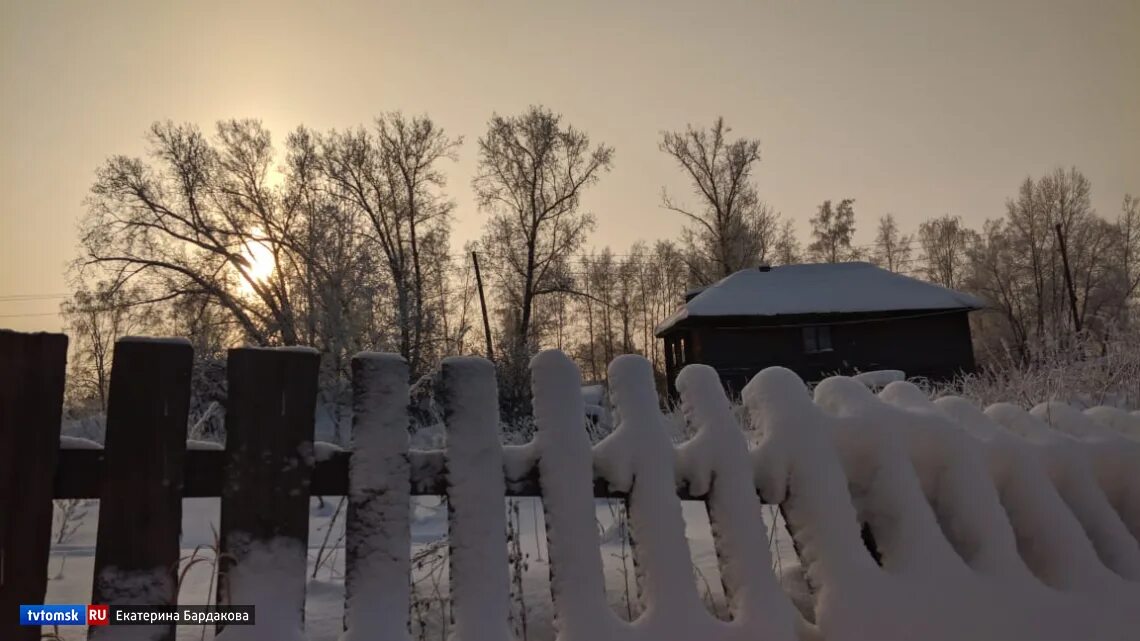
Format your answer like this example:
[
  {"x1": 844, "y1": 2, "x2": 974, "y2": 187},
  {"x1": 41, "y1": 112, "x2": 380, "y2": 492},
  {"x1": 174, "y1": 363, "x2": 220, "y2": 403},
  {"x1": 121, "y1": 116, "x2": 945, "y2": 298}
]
[
  {"x1": 315, "y1": 113, "x2": 461, "y2": 377},
  {"x1": 76, "y1": 117, "x2": 474, "y2": 439},
  {"x1": 660, "y1": 117, "x2": 780, "y2": 284},
  {"x1": 773, "y1": 219, "x2": 802, "y2": 265},
  {"x1": 473, "y1": 105, "x2": 613, "y2": 360},
  {"x1": 807, "y1": 198, "x2": 859, "y2": 263},
  {"x1": 872, "y1": 213, "x2": 913, "y2": 273},
  {"x1": 964, "y1": 168, "x2": 1130, "y2": 357},
  {"x1": 1112, "y1": 194, "x2": 1140, "y2": 325},
  {"x1": 918, "y1": 214, "x2": 977, "y2": 288}
]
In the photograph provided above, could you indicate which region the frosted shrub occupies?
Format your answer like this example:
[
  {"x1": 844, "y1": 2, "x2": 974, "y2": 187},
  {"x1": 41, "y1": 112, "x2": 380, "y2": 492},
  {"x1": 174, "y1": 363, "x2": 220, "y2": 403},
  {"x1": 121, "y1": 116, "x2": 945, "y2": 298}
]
[{"x1": 933, "y1": 331, "x2": 1140, "y2": 409}]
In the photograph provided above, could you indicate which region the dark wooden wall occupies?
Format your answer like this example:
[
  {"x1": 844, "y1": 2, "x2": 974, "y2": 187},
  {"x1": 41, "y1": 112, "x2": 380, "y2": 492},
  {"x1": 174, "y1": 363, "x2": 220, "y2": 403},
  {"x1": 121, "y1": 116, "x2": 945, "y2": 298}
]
[{"x1": 664, "y1": 311, "x2": 975, "y2": 396}]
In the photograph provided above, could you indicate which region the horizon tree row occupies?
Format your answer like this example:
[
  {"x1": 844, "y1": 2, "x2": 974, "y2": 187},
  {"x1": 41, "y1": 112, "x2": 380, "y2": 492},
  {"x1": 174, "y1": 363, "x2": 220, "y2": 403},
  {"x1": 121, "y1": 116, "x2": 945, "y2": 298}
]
[{"x1": 63, "y1": 107, "x2": 1140, "y2": 425}]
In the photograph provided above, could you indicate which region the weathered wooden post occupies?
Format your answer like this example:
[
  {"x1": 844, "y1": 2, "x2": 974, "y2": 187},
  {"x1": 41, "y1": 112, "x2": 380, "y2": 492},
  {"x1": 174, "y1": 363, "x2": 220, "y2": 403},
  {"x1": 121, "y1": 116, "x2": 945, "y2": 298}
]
[
  {"x1": 674, "y1": 364, "x2": 799, "y2": 639},
  {"x1": 530, "y1": 350, "x2": 623, "y2": 638},
  {"x1": 0, "y1": 330, "x2": 69, "y2": 641},
  {"x1": 215, "y1": 347, "x2": 319, "y2": 641},
  {"x1": 90, "y1": 338, "x2": 193, "y2": 641},
  {"x1": 341, "y1": 353, "x2": 411, "y2": 641},
  {"x1": 441, "y1": 357, "x2": 511, "y2": 641}
]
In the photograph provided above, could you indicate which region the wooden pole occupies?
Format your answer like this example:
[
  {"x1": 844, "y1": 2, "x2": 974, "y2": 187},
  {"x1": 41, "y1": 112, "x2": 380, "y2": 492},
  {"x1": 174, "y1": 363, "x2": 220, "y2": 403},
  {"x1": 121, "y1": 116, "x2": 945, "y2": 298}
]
[
  {"x1": 472, "y1": 251, "x2": 495, "y2": 361},
  {"x1": 1054, "y1": 223, "x2": 1082, "y2": 333}
]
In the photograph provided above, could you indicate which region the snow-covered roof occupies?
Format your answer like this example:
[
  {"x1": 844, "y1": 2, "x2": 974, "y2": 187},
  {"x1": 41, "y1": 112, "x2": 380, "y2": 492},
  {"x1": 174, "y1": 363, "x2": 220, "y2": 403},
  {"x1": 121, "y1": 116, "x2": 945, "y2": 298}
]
[{"x1": 656, "y1": 262, "x2": 983, "y2": 335}]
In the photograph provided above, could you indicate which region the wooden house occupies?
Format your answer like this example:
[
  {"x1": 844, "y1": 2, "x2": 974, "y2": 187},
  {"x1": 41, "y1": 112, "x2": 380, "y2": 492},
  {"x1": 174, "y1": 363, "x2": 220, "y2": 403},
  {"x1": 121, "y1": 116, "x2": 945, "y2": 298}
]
[{"x1": 655, "y1": 262, "x2": 983, "y2": 397}]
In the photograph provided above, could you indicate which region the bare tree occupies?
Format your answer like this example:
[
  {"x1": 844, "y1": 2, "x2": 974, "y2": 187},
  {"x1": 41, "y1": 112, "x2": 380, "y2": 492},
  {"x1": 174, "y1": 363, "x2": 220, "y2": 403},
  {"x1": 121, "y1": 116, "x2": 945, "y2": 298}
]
[
  {"x1": 80, "y1": 120, "x2": 312, "y2": 345},
  {"x1": 966, "y1": 218, "x2": 1033, "y2": 355},
  {"x1": 872, "y1": 213, "x2": 913, "y2": 273},
  {"x1": 316, "y1": 113, "x2": 460, "y2": 376},
  {"x1": 964, "y1": 168, "x2": 1127, "y2": 357},
  {"x1": 472, "y1": 105, "x2": 613, "y2": 354},
  {"x1": 807, "y1": 198, "x2": 859, "y2": 263},
  {"x1": 1112, "y1": 194, "x2": 1140, "y2": 324},
  {"x1": 660, "y1": 117, "x2": 780, "y2": 284},
  {"x1": 918, "y1": 214, "x2": 977, "y2": 288},
  {"x1": 60, "y1": 280, "x2": 160, "y2": 410},
  {"x1": 773, "y1": 219, "x2": 802, "y2": 265}
]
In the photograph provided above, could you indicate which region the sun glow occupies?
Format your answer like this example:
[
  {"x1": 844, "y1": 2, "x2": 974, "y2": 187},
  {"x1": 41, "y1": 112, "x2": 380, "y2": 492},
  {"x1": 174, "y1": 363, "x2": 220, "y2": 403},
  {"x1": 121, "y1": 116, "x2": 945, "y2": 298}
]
[{"x1": 238, "y1": 227, "x2": 275, "y2": 293}]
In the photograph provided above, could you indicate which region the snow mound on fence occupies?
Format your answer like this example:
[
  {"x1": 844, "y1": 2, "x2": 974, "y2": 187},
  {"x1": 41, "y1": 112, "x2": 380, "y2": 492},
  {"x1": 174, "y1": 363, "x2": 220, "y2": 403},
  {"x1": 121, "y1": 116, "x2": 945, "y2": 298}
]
[
  {"x1": 852, "y1": 370, "x2": 905, "y2": 389},
  {"x1": 739, "y1": 366, "x2": 1138, "y2": 640},
  {"x1": 69, "y1": 348, "x2": 1140, "y2": 641}
]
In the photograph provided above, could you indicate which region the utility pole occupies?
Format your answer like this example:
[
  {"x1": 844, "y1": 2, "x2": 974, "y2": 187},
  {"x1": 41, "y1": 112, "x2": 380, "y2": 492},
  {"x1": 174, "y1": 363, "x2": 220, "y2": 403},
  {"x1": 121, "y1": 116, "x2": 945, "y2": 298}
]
[
  {"x1": 1054, "y1": 223, "x2": 1082, "y2": 333},
  {"x1": 471, "y1": 251, "x2": 494, "y2": 361}
]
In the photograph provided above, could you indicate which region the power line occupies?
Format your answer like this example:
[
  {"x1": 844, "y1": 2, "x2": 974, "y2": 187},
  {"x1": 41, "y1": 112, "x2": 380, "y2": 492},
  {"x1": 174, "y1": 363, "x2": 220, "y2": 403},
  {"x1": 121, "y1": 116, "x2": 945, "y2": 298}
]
[
  {"x1": 0, "y1": 311, "x2": 63, "y2": 319},
  {"x1": 0, "y1": 293, "x2": 70, "y2": 302}
]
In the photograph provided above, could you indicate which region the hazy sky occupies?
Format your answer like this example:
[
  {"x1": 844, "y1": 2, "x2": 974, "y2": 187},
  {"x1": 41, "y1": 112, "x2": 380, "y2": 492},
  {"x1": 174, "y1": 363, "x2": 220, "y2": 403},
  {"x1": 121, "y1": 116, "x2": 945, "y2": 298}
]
[{"x1": 2, "y1": 0, "x2": 1138, "y2": 332}]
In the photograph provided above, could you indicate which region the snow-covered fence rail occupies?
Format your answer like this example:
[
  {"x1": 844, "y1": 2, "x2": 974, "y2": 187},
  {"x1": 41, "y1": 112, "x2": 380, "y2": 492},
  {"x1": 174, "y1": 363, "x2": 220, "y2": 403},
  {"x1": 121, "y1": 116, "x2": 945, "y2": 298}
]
[{"x1": 2, "y1": 328, "x2": 1140, "y2": 641}]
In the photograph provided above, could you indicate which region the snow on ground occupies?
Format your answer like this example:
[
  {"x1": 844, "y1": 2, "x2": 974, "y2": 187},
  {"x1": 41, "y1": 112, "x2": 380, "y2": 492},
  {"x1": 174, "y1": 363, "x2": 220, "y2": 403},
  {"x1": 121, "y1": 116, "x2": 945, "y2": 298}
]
[{"x1": 60, "y1": 435, "x2": 103, "y2": 449}]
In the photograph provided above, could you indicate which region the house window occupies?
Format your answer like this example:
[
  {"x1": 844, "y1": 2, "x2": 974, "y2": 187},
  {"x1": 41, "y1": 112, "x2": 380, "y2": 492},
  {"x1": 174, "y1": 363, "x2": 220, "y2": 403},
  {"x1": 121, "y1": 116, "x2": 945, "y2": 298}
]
[
  {"x1": 802, "y1": 326, "x2": 832, "y2": 354},
  {"x1": 674, "y1": 337, "x2": 687, "y2": 366}
]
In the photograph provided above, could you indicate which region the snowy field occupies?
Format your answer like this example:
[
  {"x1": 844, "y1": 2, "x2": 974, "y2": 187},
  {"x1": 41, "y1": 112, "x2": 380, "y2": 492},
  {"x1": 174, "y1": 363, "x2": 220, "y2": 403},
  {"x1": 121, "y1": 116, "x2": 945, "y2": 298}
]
[{"x1": 43, "y1": 496, "x2": 799, "y2": 640}]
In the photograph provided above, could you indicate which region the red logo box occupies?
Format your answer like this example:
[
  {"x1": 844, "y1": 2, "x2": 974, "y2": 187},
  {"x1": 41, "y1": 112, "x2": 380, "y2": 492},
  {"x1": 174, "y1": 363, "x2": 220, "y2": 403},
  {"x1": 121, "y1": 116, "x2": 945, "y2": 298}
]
[{"x1": 87, "y1": 605, "x2": 109, "y2": 626}]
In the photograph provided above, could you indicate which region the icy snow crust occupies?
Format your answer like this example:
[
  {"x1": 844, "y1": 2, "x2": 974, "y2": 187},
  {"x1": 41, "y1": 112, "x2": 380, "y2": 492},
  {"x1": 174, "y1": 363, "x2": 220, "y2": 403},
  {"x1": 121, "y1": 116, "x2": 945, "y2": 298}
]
[{"x1": 656, "y1": 262, "x2": 983, "y2": 333}]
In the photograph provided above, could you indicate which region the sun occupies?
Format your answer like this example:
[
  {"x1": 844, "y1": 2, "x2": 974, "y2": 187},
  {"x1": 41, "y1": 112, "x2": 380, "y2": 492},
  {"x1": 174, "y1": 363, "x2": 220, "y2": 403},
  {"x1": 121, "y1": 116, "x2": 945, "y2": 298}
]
[{"x1": 238, "y1": 227, "x2": 275, "y2": 293}]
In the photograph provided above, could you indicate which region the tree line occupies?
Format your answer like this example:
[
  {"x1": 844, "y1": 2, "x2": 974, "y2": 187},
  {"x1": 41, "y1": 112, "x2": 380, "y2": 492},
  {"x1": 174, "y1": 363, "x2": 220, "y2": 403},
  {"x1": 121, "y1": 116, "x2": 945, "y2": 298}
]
[{"x1": 62, "y1": 108, "x2": 1140, "y2": 423}]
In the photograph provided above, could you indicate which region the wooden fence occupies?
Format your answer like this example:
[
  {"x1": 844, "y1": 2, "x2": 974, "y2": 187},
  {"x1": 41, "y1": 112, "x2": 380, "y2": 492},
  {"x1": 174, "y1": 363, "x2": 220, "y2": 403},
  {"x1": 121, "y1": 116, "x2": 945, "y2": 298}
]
[
  {"x1": 3, "y1": 329, "x2": 1138, "y2": 641},
  {"x1": 0, "y1": 331, "x2": 697, "y2": 641}
]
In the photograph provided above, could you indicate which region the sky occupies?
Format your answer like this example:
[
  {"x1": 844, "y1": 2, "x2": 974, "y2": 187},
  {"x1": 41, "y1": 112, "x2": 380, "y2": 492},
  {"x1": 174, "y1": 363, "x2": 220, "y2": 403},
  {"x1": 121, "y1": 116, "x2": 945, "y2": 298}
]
[{"x1": 2, "y1": 0, "x2": 1138, "y2": 332}]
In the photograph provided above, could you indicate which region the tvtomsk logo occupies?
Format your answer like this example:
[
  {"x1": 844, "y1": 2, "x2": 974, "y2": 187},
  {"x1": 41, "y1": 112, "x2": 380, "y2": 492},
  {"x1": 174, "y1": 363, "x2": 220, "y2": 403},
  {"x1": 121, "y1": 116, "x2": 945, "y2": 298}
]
[{"x1": 18, "y1": 605, "x2": 107, "y2": 626}]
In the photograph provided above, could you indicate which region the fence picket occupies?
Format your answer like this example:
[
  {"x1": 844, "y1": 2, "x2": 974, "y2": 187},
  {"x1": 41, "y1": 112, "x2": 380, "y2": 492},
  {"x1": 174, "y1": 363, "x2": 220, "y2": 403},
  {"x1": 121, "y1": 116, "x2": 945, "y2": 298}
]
[
  {"x1": 675, "y1": 364, "x2": 799, "y2": 639},
  {"x1": 0, "y1": 330, "x2": 68, "y2": 641},
  {"x1": 441, "y1": 357, "x2": 512, "y2": 641},
  {"x1": 342, "y1": 353, "x2": 411, "y2": 641},
  {"x1": 599, "y1": 355, "x2": 716, "y2": 637},
  {"x1": 90, "y1": 338, "x2": 193, "y2": 641},
  {"x1": 530, "y1": 350, "x2": 623, "y2": 639},
  {"x1": 215, "y1": 347, "x2": 319, "y2": 641}
]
